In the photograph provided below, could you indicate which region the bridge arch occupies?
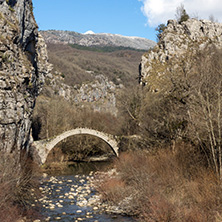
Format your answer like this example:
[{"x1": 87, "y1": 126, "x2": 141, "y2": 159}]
[{"x1": 33, "y1": 128, "x2": 119, "y2": 164}]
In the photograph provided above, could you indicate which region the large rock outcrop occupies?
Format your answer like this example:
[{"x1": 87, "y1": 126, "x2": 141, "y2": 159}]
[
  {"x1": 44, "y1": 73, "x2": 120, "y2": 116},
  {"x1": 0, "y1": 0, "x2": 50, "y2": 153},
  {"x1": 140, "y1": 19, "x2": 222, "y2": 90}
]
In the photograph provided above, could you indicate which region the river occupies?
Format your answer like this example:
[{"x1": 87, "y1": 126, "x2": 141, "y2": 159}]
[{"x1": 38, "y1": 162, "x2": 135, "y2": 222}]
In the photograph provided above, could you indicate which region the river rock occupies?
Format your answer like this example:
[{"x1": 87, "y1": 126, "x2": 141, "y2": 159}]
[{"x1": 68, "y1": 195, "x2": 74, "y2": 199}]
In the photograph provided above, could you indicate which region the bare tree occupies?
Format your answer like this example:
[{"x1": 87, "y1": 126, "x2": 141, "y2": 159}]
[
  {"x1": 209, "y1": 14, "x2": 218, "y2": 22},
  {"x1": 170, "y1": 46, "x2": 222, "y2": 180}
]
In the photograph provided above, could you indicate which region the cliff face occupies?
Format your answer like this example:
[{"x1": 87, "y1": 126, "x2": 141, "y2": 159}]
[
  {"x1": 0, "y1": 0, "x2": 50, "y2": 153},
  {"x1": 140, "y1": 19, "x2": 222, "y2": 90},
  {"x1": 44, "y1": 73, "x2": 120, "y2": 116}
]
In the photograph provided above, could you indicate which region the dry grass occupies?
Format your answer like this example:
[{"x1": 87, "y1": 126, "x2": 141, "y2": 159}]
[
  {"x1": 98, "y1": 178, "x2": 126, "y2": 204},
  {"x1": 98, "y1": 144, "x2": 222, "y2": 221},
  {"x1": 0, "y1": 152, "x2": 41, "y2": 222}
]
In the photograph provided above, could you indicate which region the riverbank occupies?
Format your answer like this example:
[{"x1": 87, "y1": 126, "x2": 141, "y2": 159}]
[{"x1": 36, "y1": 167, "x2": 135, "y2": 222}]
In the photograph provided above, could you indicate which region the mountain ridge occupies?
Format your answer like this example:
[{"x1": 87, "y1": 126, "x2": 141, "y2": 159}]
[{"x1": 40, "y1": 30, "x2": 156, "y2": 50}]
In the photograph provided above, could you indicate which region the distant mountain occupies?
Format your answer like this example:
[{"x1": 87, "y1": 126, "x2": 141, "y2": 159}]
[{"x1": 40, "y1": 30, "x2": 156, "y2": 50}]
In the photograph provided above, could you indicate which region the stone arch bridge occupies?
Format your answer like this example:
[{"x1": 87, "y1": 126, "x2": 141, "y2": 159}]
[{"x1": 33, "y1": 128, "x2": 119, "y2": 164}]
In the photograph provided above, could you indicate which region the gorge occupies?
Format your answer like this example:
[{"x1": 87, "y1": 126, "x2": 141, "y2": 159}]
[{"x1": 1, "y1": 0, "x2": 222, "y2": 221}]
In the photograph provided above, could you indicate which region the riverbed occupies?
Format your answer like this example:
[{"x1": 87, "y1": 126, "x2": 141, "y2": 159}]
[{"x1": 38, "y1": 162, "x2": 135, "y2": 222}]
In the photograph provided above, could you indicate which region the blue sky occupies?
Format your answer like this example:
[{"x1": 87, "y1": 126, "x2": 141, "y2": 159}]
[
  {"x1": 32, "y1": 0, "x2": 157, "y2": 41},
  {"x1": 33, "y1": 0, "x2": 222, "y2": 42}
]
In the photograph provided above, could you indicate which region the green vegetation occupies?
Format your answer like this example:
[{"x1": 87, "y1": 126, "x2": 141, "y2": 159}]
[
  {"x1": 69, "y1": 44, "x2": 146, "y2": 53},
  {"x1": 155, "y1": 23, "x2": 166, "y2": 40},
  {"x1": 8, "y1": 6, "x2": 15, "y2": 12},
  {"x1": 29, "y1": 2, "x2": 34, "y2": 12},
  {"x1": 175, "y1": 4, "x2": 190, "y2": 23}
]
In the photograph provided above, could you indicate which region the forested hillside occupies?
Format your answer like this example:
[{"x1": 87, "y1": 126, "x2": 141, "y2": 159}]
[{"x1": 46, "y1": 43, "x2": 144, "y2": 87}]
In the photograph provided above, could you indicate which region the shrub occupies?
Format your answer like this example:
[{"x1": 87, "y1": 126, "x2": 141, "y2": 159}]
[
  {"x1": 98, "y1": 178, "x2": 126, "y2": 204},
  {"x1": 155, "y1": 23, "x2": 166, "y2": 41},
  {"x1": 175, "y1": 4, "x2": 190, "y2": 23},
  {"x1": 98, "y1": 145, "x2": 222, "y2": 221},
  {"x1": 0, "y1": 152, "x2": 41, "y2": 221}
]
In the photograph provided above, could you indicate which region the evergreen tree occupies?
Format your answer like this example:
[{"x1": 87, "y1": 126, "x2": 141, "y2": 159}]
[{"x1": 175, "y1": 4, "x2": 189, "y2": 23}]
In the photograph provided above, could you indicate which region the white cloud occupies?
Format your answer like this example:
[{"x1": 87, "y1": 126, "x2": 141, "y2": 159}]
[{"x1": 139, "y1": 0, "x2": 222, "y2": 27}]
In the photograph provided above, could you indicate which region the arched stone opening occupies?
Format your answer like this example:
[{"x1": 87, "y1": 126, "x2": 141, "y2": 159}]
[{"x1": 33, "y1": 128, "x2": 119, "y2": 164}]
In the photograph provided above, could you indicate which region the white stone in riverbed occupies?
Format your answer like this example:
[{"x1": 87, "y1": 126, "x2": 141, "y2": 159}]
[
  {"x1": 80, "y1": 179, "x2": 85, "y2": 183},
  {"x1": 68, "y1": 195, "x2": 74, "y2": 199},
  {"x1": 86, "y1": 215, "x2": 93, "y2": 218},
  {"x1": 55, "y1": 217, "x2": 61, "y2": 220},
  {"x1": 93, "y1": 206, "x2": 99, "y2": 211},
  {"x1": 78, "y1": 199, "x2": 88, "y2": 206},
  {"x1": 76, "y1": 210, "x2": 82, "y2": 213},
  {"x1": 67, "y1": 179, "x2": 73, "y2": 182},
  {"x1": 70, "y1": 188, "x2": 75, "y2": 191},
  {"x1": 59, "y1": 200, "x2": 64, "y2": 203}
]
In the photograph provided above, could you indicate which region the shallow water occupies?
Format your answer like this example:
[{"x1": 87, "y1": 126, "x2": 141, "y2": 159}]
[{"x1": 39, "y1": 162, "x2": 135, "y2": 222}]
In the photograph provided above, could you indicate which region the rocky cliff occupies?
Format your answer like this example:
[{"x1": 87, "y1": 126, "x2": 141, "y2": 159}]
[
  {"x1": 140, "y1": 19, "x2": 222, "y2": 90},
  {"x1": 0, "y1": 0, "x2": 50, "y2": 153},
  {"x1": 44, "y1": 72, "x2": 121, "y2": 116}
]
